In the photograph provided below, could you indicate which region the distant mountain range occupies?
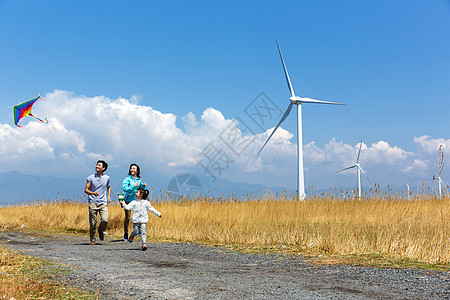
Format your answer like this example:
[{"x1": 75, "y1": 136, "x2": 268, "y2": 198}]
[
  {"x1": 0, "y1": 171, "x2": 293, "y2": 205},
  {"x1": 0, "y1": 171, "x2": 86, "y2": 205},
  {"x1": 2, "y1": 171, "x2": 416, "y2": 205}
]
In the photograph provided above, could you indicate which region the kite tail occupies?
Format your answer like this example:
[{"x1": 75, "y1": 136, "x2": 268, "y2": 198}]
[
  {"x1": 36, "y1": 95, "x2": 47, "y2": 123},
  {"x1": 29, "y1": 114, "x2": 49, "y2": 125}
]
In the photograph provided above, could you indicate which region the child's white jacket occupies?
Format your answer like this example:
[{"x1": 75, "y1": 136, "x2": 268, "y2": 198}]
[{"x1": 122, "y1": 199, "x2": 161, "y2": 223}]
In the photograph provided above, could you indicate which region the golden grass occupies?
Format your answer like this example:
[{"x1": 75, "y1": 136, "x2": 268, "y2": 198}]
[{"x1": 0, "y1": 193, "x2": 449, "y2": 268}]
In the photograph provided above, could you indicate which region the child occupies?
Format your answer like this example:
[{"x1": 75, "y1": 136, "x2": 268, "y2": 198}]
[{"x1": 120, "y1": 188, "x2": 162, "y2": 251}]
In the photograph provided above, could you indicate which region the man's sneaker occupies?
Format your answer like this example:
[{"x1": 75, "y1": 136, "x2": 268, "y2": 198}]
[
  {"x1": 98, "y1": 229, "x2": 104, "y2": 241},
  {"x1": 123, "y1": 234, "x2": 128, "y2": 241},
  {"x1": 90, "y1": 241, "x2": 95, "y2": 245},
  {"x1": 141, "y1": 244, "x2": 148, "y2": 251},
  {"x1": 128, "y1": 235, "x2": 134, "y2": 243}
]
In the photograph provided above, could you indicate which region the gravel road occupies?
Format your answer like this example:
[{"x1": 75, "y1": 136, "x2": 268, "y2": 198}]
[{"x1": 2, "y1": 230, "x2": 449, "y2": 299}]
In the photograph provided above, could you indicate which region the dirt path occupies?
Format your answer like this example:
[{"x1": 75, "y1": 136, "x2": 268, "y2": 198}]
[{"x1": 2, "y1": 230, "x2": 449, "y2": 299}]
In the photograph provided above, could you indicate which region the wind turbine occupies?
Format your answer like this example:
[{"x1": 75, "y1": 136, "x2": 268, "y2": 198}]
[
  {"x1": 336, "y1": 140, "x2": 370, "y2": 199},
  {"x1": 258, "y1": 41, "x2": 345, "y2": 200},
  {"x1": 399, "y1": 178, "x2": 418, "y2": 201},
  {"x1": 399, "y1": 181, "x2": 411, "y2": 200}
]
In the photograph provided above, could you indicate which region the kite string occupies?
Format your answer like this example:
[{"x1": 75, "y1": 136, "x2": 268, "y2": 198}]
[
  {"x1": 42, "y1": 130, "x2": 120, "y2": 196},
  {"x1": 43, "y1": 129, "x2": 92, "y2": 173}
]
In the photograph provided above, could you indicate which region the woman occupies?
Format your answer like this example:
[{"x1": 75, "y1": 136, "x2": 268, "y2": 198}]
[{"x1": 122, "y1": 163, "x2": 146, "y2": 241}]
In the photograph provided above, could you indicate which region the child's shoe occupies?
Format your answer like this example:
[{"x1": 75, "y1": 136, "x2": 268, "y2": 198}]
[
  {"x1": 141, "y1": 244, "x2": 148, "y2": 251},
  {"x1": 128, "y1": 235, "x2": 134, "y2": 243},
  {"x1": 123, "y1": 234, "x2": 128, "y2": 241}
]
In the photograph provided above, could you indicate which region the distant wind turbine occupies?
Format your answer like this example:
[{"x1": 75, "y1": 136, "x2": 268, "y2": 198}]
[
  {"x1": 400, "y1": 178, "x2": 418, "y2": 201},
  {"x1": 399, "y1": 181, "x2": 411, "y2": 200},
  {"x1": 258, "y1": 41, "x2": 345, "y2": 200},
  {"x1": 337, "y1": 140, "x2": 370, "y2": 199}
]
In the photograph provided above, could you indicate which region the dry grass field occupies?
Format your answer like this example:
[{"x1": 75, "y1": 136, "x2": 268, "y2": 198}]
[
  {"x1": 1, "y1": 191, "x2": 448, "y2": 298},
  {"x1": 1, "y1": 192, "x2": 448, "y2": 266}
]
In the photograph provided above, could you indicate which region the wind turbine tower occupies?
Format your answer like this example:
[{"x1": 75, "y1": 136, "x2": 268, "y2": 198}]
[
  {"x1": 437, "y1": 144, "x2": 445, "y2": 197},
  {"x1": 258, "y1": 41, "x2": 345, "y2": 200},
  {"x1": 337, "y1": 140, "x2": 370, "y2": 199}
]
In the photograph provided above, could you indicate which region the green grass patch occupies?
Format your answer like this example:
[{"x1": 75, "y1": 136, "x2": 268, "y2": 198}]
[
  {"x1": 0, "y1": 246, "x2": 95, "y2": 299},
  {"x1": 332, "y1": 252, "x2": 450, "y2": 271}
]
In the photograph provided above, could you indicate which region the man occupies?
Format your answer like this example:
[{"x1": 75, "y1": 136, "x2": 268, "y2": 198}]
[{"x1": 84, "y1": 160, "x2": 111, "y2": 245}]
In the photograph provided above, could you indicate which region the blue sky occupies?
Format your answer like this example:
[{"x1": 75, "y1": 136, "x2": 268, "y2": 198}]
[{"x1": 1, "y1": 1, "x2": 450, "y2": 195}]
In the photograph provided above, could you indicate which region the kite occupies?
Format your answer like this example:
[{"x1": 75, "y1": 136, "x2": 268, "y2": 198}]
[{"x1": 13, "y1": 94, "x2": 48, "y2": 127}]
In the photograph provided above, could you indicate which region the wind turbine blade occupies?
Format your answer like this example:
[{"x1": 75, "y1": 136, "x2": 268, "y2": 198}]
[
  {"x1": 336, "y1": 165, "x2": 356, "y2": 173},
  {"x1": 399, "y1": 181, "x2": 409, "y2": 188},
  {"x1": 299, "y1": 97, "x2": 346, "y2": 106},
  {"x1": 276, "y1": 40, "x2": 295, "y2": 98},
  {"x1": 357, "y1": 165, "x2": 371, "y2": 183},
  {"x1": 356, "y1": 140, "x2": 363, "y2": 163},
  {"x1": 257, "y1": 103, "x2": 294, "y2": 155}
]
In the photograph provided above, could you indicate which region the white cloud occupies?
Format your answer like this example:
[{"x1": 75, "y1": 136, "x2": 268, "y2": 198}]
[
  {"x1": 304, "y1": 141, "x2": 325, "y2": 163},
  {"x1": 303, "y1": 139, "x2": 409, "y2": 168},
  {"x1": 0, "y1": 123, "x2": 53, "y2": 159},
  {"x1": 129, "y1": 94, "x2": 143, "y2": 105},
  {"x1": 414, "y1": 135, "x2": 450, "y2": 154},
  {"x1": 254, "y1": 126, "x2": 296, "y2": 157},
  {"x1": 0, "y1": 90, "x2": 446, "y2": 189},
  {"x1": 244, "y1": 157, "x2": 263, "y2": 173},
  {"x1": 40, "y1": 90, "x2": 191, "y2": 166},
  {"x1": 304, "y1": 138, "x2": 354, "y2": 164},
  {"x1": 364, "y1": 140, "x2": 409, "y2": 165},
  {"x1": 1, "y1": 91, "x2": 243, "y2": 177},
  {"x1": 403, "y1": 159, "x2": 428, "y2": 173}
]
